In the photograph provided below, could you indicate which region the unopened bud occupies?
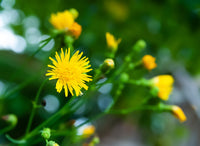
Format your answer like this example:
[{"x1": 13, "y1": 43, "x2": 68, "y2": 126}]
[
  {"x1": 120, "y1": 73, "x2": 129, "y2": 83},
  {"x1": 100, "y1": 59, "x2": 115, "y2": 73},
  {"x1": 92, "y1": 136, "x2": 100, "y2": 144},
  {"x1": 133, "y1": 39, "x2": 146, "y2": 52},
  {"x1": 41, "y1": 128, "x2": 51, "y2": 139},
  {"x1": 69, "y1": 8, "x2": 79, "y2": 19},
  {"x1": 171, "y1": 105, "x2": 187, "y2": 122},
  {"x1": 2, "y1": 114, "x2": 17, "y2": 126},
  {"x1": 46, "y1": 141, "x2": 59, "y2": 146}
]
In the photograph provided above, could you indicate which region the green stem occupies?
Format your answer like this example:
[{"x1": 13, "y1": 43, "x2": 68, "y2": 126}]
[
  {"x1": 127, "y1": 78, "x2": 150, "y2": 86},
  {"x1": 6, "y1": 134, "x2": 26, "y2": 144},
  {"x1": 25, "y1": 79, "x2": 48, "y2": 135},
  {"x1": 68, "y1": 43, "x2": 74, "y2": 53},
  {"x1": 24, "y1": 96, "x2": 77, "y2": 141},
  {"x1": 105, "y1": 84, "x2": 124, "y2": 113},
  {"x1": 0, "y1": 125, "x2": 14, "y2": 135},
  {"x1": 77, "y1": 84, "x2": 124, "y2": 128},
  {"x1": 108, "y1": 103, "x2": 172, "y2": 115},
  {"x1": 108, "y1": 105, "x2": 158, "y2": 114}
]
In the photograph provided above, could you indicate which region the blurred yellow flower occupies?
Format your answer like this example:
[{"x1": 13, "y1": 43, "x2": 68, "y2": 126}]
[
  {"x1": 50, "y1": 10, "x2": 74, "y2": 30},
  {"x1": 151, "y1": 75, "x2": 174, "y2": 100},
  {"x1": 171, "y1": 105, "x2": 187, "y2": 122},
  {"x1": 68, "y1": 22, "x2": 82, "y2": 39},
  {"x1": 83, "y1": 125, "x2": 95, "y2": 138},
  {"x1": 104, "y1": 0, "x2": 129, "y2": 22},
  {"x1": 142, "y1": 55, "x2": 157, "y2": 70},
  {"x1": 106, "y1": 32, "x2": 121, "y2": 51},
  {"x1": 46, "y1": 48, "x2": 92, "y2": 97}
]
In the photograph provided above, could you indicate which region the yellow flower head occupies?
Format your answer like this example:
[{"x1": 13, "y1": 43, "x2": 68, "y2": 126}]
[
  {"x1": 46, "y1": 48, "x2": 92, "y2": 97},
  {"x1": 68, "y1": 22, "x2": 82, "y2": 39},
  {"x1": 50, "y1": 10, "x2": 74, "y2": 30},
  {"x1": 106, "y1": 32, "x2": 121, "y2": 51},
  {"x1": 171, "y1": 105, "x2": 187, "y2": 122},
  {"x1": 83, "y1": 125, "x2": 95, "y2": 137},
  {"x1": 142, "y1": 55, "x2": 157, "y2": 70},
  {"x1": 151, "y1": 75, "x2": 174, "y2": 100}
]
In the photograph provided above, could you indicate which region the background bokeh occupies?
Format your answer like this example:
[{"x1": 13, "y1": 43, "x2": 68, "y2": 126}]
[{"x1": 0, "y1": 0, "x2": 200, "y2": 145}]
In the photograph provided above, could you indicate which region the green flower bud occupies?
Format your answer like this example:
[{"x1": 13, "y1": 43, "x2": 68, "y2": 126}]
[
  {"x1": 120, "y1": 73, "x2": 129, "y2": 83},
  {"x1": 92, "y1": 136, "x2": 100, "y2": 144},
  {"x1": 124, "y1": 55, "x2": 131, "y2": 62},
  {"x1": 46, "y1": 141, "x2": 59, "y2": 146},
  {"x1": 133, "y1": 39, "x2": 146, "y2": 52},
  {"x1": 100, "y1": 58, "x2": 115, "y2": 73},
  {"x1": 2, "y1": 114, "x2": 18, "y2": 126},
  {"x1": 69, "y1": 8, "x2": 79, "y2": 19},
  {"x1": 41, "y1": 128, "x2": 51, "y2": 140}
]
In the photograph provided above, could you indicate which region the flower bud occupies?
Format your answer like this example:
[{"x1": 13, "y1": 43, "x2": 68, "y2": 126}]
[
  {"x1": 142, "y1": 55, "x2": 157, "y2": 71},
  {"x1": 150, "y1": 75, "x2": 174, "y2": 100},
  {"x1": 100, "y1": 58, "x2": 115, "y2": 73},
  {"x1": 106, "y1": 32, "x2": 121, "y2": 52},
  {"x1": 46, "y1": 141, "x2": 59, "y2": 146},
  {"x1": 2, "y1": 114, "x2": 17, "y2": 126},
  {"x1": 69, "y1": 8, "x2": 79, "y2": 19},
  {"x1": 41, "y1": 128, "x2": 51, "y2": 140},
  {"x1": 92, "y1": 136, "x2": 100, "y2": 144},
  {"x1": 68, "y1": 22, "x2": 82, "y2": 39},
  {"x1": 171, "y1": 105, "x2": 187, "y2": 122},
  {"x1": 133, "y1": 39, "x2": 146, "y2": 52},
  {"x1": 82, "y1": 125, "x2": 95, "y2": 138},
  {"x1": 120, "y1": 73, "x2": 129, "y2": 83}
]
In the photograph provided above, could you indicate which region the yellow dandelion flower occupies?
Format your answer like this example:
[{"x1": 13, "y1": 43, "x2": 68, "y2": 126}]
[
  {"x1": 151, "y1": 75, "x2": 174, "y2": 100},
  {"x1": 106, "y1": 32, "x2": 121, "y2": 51},
  {"x1": 83, "y1": 125, "x2": 95, "y2": 137},
  {"x1": 46, "y1": 48, "x2": 92, "y2": 97},
  {"x1": 50, "y1": 10, "x2": 74, "y2": 30},
  {"x1": 68, "y1": 22, "x2": 82, "y2": 39},
  {"x1": 171, "y1": 105, "x2": 187, "y2": 122},
  {"x1": 142, "y1": 55, "x2": 157, "y2": 70}
]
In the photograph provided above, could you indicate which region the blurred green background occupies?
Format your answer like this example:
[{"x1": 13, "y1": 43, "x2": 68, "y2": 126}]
[{"x1": 0, "y1": 0, "x2": 200, "y2": 145}]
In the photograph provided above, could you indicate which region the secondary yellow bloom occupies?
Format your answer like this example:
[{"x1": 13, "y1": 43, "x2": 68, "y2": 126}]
[
  {"x1": 46, "y1": 48, "x2": 92, "y2": 97},
  {"x1": 151, "y1": 75, "x2": 174, "y2": 100},
  {"x1": 171, "y1": 105, "x2": 187, "y2": 122},
  {"x1": 83, "y1": 125, "x2": 95, "y2": 137},
  {"x1": 142, "y1": 55, "x2": 157, "y2": 70},
  {"x1": 106, "y1": 32, "x2": 121, "y2": 51},
  {"x1": 50, "y1": 10, "x2": 74, "y2": 30},
  {"x1": 68, "y1": 22, "x2": 82, "y2": 38}
]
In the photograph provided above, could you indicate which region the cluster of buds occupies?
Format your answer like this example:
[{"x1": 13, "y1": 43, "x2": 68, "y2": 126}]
[
  {"x1": 41, "y1": 128, "x2": 59, "y2": 146},
  {"x1": 103, "y1": 33, "x2": 187, "y2": 123}
]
